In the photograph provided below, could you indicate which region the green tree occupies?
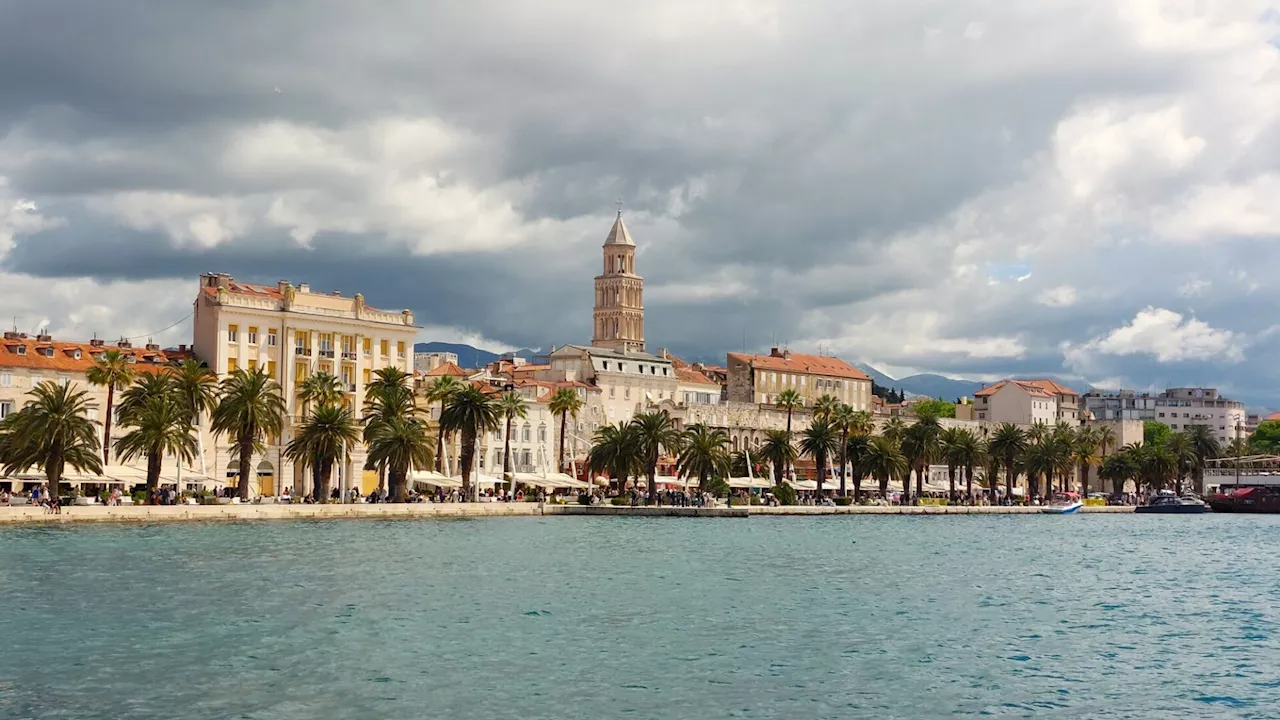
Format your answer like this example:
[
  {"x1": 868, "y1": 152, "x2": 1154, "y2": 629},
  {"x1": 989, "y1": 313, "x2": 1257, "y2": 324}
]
[
  {"x1": 799, "y1": 418, "x2": 840, "y2": 495},
  {"x1": 760, "y1": 428, "x2": 797, "y2": 486},
  {"x1": 1249, "y1": 420, "x2": 1280, "y2": 454},
  {"x1": 912, "y1": 398, "x2": 956, "y2": 419},
  {"x1": 1184, "y1": 424, "x2": 1220, "y2": 496},
  {"x1": 989, "y1": 423, "x2": 1027, "y2": 502},
  {"x1": 1165, "y1": 432, "x2": 1197, "y2": 496},
  {"x1": 1099, "y1": 451, "x2": 1137, "y2": 495},
  {"x1": 1143, "y1": 420, "x2": 1173, "y2": 448},
  {"x1": 85, "y1": 348, "x2": 136, "y2": 465},
  {"x1": 211, "y1": 367, "x2": 286, "y2": 500},
  {"x1": 844, "y1": 433, "x2": 872, "y2": 500},
  {"x1": 938, "y1": 426, "x2": 962, "y2": 498},
  {"x1": 439, "y1": 385, "x2": 500, "y2": 501},
  {"x1": 880, "y1": 417, "x2": 907, "y2": 445},
  {"x1": 170, "y1": 358, "x2": 218, "y2": 477},
  {"x1": 811, "y1": 394, "x2": 840, "y2": 422},
  {"x1": 548, "y1": 387, "x2": 584, "y2": 473},
  {"x1": 1072, "y1": 427, "x2": 1099, "y2": 497},
  {"x1": 587, "y1": 423, "x2": 641, "y2": 494},
  {"x1": 950, "y1": 429, "x2": 987, "y2": 501},
  {"x1": 677, "y1": 423, "x2": 730, "y2": 493},
  {"x1": 115, "y1": 384, "x2": 198, "y2": 495},
  {"x1": 0, "y1": 382, "x2": 103, "y2": 498},
  {"x1": 362, "y1": 366, "x2": 420, "y2": 499},
  {"x1": 497, "y1": 391, "x2": 528, "y2": 495},
  {"x1": 630, "y1": 411, "x2": 681, "y2": 502},
  {"x1": 284, "y1": 403, "x2": 361, "y2": 502},
  {"x1": 775, "y1": 389, "x2": 804, "y2": 477},
  {"x1": 366, "y1": 414, "x2": 434, "y2": 502},
  {"x1": 901, "y1": 418, "x2": 939, "y2": 503},
  {"x1": 424, "y1": 375, "x2": 461, "y2": 473},
  {"x1": 865, "y1": 435, "x2": 907, "y2": 498},
  {"x1": 297, "y1": 370, "x2": 344, "y2": 412},
  {"x1": 831, "y1": 404, "x2": 857, "y2": 496}
]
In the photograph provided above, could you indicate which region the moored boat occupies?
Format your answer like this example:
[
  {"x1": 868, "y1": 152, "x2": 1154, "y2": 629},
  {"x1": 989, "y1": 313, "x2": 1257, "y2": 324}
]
[
  {"x1": 1040, "y1": 492, "x2": 1083, "y2": 514},
  {"x1": 1206, "y1": 486, "x2": 1280, "y2": 514},
  {"x1": 1135, "y1": 490, "x2": 1210, "y2": 514}
]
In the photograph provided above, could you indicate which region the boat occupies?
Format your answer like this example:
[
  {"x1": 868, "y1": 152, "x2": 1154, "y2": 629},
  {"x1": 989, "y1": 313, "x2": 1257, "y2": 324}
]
[
  {"x1": 1135, "y1": 490, "x2": 1210, "y2": 514},
  {"x1": 1206, "y1": 486, "x2": 1280, "y2": 514},
  {"x1": 1040, "y1": 492, "x2": 1083, "y2": 514}
]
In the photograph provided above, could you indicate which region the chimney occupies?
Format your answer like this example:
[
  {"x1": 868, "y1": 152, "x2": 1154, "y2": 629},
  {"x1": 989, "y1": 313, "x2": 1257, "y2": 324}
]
[
  {"x1": 36, "y1": 331, "x2": 51, "y2": 343},
  {"x1": 784, "y1": 350, "x2": 791, "y2": 360},
  {"x1": 89, "y1": 338, "x2": 105, "y2": 347},
  {"x1": 3, "y1": 331, "x2": 18, "y2": 340},
  {"x1": 656, "y1": 347, "x2": 669, "y2": 359},
  {"x1": 178, "y1": 344, "x2": 188, "y2": 352},
  {"x1": 145, "y1": 343, "x2": 160, "y2": 351},
  {"x1": 118, "y1": 339, "x2": 132, "y2": 350},
  {"x1": 277, "y1": 280, "x2": 290, "y2": 294},
  {"x1": 770, "y1": 347, "x2": 782, "y2": 357},
  {"x1": 298, "y1": 283, "x2": 310, "y2": 293}
]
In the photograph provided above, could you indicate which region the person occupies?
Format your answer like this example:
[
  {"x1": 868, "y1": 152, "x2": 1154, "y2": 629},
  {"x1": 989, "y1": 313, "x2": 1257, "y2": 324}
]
[
  {"x1": 0, "y1": 488, "x2": 9, "y2": 505},
  {"x1": 280, "y1": 486, "x2": 291, "y2": 503}
]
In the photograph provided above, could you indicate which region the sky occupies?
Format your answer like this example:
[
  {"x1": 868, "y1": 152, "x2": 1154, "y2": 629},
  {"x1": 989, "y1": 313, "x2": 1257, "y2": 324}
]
[{"x1": 2, "y1": 2, "x2": 1280, "y2": 404}]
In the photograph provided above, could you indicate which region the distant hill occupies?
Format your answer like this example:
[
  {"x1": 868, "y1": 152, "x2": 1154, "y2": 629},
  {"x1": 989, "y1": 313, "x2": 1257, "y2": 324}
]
[
  {"x1": 856, "y1": 363, "x2": 985, "y2": 401},
  {"x1": 414, "y1": 342, "x2": 538, "y2": 369}
]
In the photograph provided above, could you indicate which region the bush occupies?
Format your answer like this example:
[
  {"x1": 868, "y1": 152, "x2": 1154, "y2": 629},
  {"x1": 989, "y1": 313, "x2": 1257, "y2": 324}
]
[
  {"x1": 771, "y1": 482, "x2": 796, "y2": 506},
  {"x1": 131, "y1": 490, "x2": 148, "y2": 505},
  {"x1": 834, "y1": 497, "x2": 853, "y2": 506},
  {"x1": 705, "y1": 477, "x2": 730, "y2": 498},
  {"x1": 577, "y1": 493, "x2": 593, "y2": 505},
  {"x1": 748, "y1": 495, "x2": 762, "y2": 506},
  {"x1": 610, "y1": 496, "x2": 631, "y2": 506}
]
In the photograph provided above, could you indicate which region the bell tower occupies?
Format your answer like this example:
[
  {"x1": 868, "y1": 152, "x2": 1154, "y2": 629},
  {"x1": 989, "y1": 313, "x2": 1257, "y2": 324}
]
[{"x1": 592, "y1": 209, "x2": 645, "y2": 353}]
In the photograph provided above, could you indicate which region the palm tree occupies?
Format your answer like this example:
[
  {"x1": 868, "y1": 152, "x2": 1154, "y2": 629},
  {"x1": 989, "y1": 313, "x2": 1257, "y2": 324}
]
[
  {"x1": 439, "y1": 385, "x2": 500, "y2": 501},
  {"x1": 799, "y1": 418, "x2": 840, "y2": 495},
  {"x1": 362, "y1": 366, "x2": 419, "y2": 499},
  {"x1": 1021, "y1": 437, "x2": 1055, "y2": 501},
  {"x1": 775, "y1": 389, "x2": 804, "y2": 478},
  {"x1": 1072, "y1": 427, "x2": 1099, "y2": 497},
  {"x1": 1094, "y1": 424, "x2": 1116, "y2": 460},
  {"x1": 549, "y1": 387, "x2": 585, "y2": 473},
  {"x1": 1165, "y1": 432, "x2": 1196, "y2": 496},
  {"x1": 171, "y1": 358, "x2": 217, "y2": 476},
  {"x1": 297, "y1": 370, "x2": 344, "y2": 413},
  {"x1": 901, "y1": 419, "x2": 939, "y2": 504},
  {"x1": 1051, "y1": 435, "x2": 1075, "y2": 496},
  {"x1": 497, "y1": 391, "x2": 528, "y2": 496},
  {"x1": 677, "y1": 423, "x2": 730, "y2": 493},
  {"x1": 951, "y1": 430, "x2": 986, "y2": 501},
  {"x1": 865, "y1": 435, "x2": 907, "y2": 498},
  {"x1": 210, "y1": 367, "x2": 286, "y2": 500},
  {"x1": 880, "y1": 417, "x2": 908, "y2": 446},
  {"x1": 812, "y1": 394, "x2": 840, "y2": 422},
  {"x1": 285, "y1": 404, "x2": 361, "y2": 502},
  {"x1": 0, "y1": 382, "x2": 103, "y2": 499},
  {"x1": 938, "y1": 426, "x2": 962, "y2": 499},
  {"x1": 1099, "y1": 451, "x2": 1137, "y2": 495},
  {"x1": 86, "y1": 348, "x2": 136, "y2": 465},
  {"x1": 989, "y1": 423, "x2": 1027, "y2": 502},
  {"x1": 424, "y1": 375, "x2": 461, "y2": 473},
  {"x1": 1135, "y1": 443, "x2": 1177, "y2": 495},
  {"x1": 831, "y1": 404, "x2": 857, "y2": 496},
  {"x1": 630, "y1": 411, "x2": 681, "y2": 502},
  {"x1": 115, "y1": 387, "x2": 197, "y2": 495},
  {"x1": 845, "y1": 433, "x2": 872, "y2": 500},
  {"x1": 587, "y1": 423, "x2": 641, "y2": 494},
  {"x1": 1184, "y1": 425, "x2": 1220, "y2": 496},
  {"x1": 760, "y1": 428, "x2": 797, "y2": 486},
  {"x1": 366, "y1": 415, "x2": 434, "y2": 502}
]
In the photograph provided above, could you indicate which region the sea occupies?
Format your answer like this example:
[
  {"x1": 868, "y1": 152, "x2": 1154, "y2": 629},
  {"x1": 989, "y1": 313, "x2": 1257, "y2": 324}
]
[{"x1": 1, "y1": 514, "x2": 1277, "y2": 719}]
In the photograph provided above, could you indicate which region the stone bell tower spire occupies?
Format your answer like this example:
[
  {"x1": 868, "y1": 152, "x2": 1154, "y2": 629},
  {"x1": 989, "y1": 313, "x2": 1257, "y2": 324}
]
[{"x1": 591, "y1": 206, "x2": 644, "y2": 353}]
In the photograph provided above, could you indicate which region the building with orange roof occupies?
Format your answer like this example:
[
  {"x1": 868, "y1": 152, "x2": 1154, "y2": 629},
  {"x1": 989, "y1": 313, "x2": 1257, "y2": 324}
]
[
  {"x1": 675, "y1": 364, "x2": 723, "y2": 406},
  {"x1": 972, "y1": 379, "x2": 1070, "y2": 425},
  {"x1": 725, "y1": 347, "x2": 871, "y2": 411},
  {"x1": 413, "y1": 350, "x2": 459, "y2": 374},
  {"x1": 193, "y1": 272, "x2": 420, "y2": 496}
]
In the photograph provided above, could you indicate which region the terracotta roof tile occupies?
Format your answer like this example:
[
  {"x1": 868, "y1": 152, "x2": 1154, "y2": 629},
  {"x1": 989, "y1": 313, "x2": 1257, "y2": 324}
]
[
  {"x1": 0, "y1": 337, "x2": 184, "y2": 374},
  {"x1": 727, "y1": 351, "x2": 869, "y2": 381},
  {"x1": 424, "y1": 361, "x2": 470, "y2": 378},
  {"x1": 974, "y1": 379, "x2": 1054, "y2": 399}
]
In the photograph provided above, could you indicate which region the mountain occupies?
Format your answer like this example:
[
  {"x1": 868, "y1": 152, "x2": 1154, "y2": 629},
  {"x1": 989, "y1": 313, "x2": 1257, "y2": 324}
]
[
  {"x1": 414, "y1": 342, "x2": 539, "y2": 368},
  {"x1": 856, "y1": 363, "x2": 986, "y2": 401},
  {"x1": 854, "y1": 363, "x2": 898, "y2": 389}
]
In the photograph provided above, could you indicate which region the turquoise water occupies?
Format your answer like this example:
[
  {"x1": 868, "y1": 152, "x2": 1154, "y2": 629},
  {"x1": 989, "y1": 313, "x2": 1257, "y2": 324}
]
[{"x1": 2, "y1": 515, "x2": 1278, "y2": 719}]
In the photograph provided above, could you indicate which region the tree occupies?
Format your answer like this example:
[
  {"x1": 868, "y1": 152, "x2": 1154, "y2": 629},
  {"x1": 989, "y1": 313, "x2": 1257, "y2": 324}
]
[
  {"x1": 1165, "y1": 432, "x2": 1197, "y2": 497},
  {"x1": 865, "y1": 435, "x2": 907, "y2": 498},
  {"x1": 844, "y1": 433, "x2": 872, "y2": 500},
  {"x1": 85, "y1": 348, "x2": 136, "y2": 465},
  {"x1": 1249, "y1": 420, "x2": 1280, "y2": 454},
  {"x1": 366, "y1": 414, "x2": 434, "y2": 502},
  {"x1": 938, "y1": 427, "x2": 962, "y2": 498},
  {"x1": 548, "y1": 387, "x2": 584, "y2": 473},
  {"x1": 912, "y1": 398, "x2": 956, "y2": 419},
  {"x1": 0, "y1": 382, "x2": 103, "y2": 499},
  {"x1": 630, "y1": 410, "x2": 681, "y2": 502},
  {"x1": 901, "y1": 419, "x2": 939, "y2": 504},
  {"x1": 989, "y1": 423, "x2": 1027, "y2": 502},
  {"x1": 439, "y1": 385, "x2": 499, "y2": 501},
  {"x1": 799, "y1": 418, "x2": 840, "y2": 495},
  {"x1": 297, "y1": 370, "x2": 344, "y2": 413},
  {"x1": 115, "y1": 384, "x2": 198, "y2": 495},
  {"x1": 831, "y1": 404, "x2": 858, "y2": 496},
  {"x1": 210, "y1": 367, "x2": 286, "y2": 500},
  {"x1": 171, "y1": 358, "x2": 217, "y2": 476},
  {"x1": 587, "y1": 423, "x2": 641, "y2": 494},
  {"x1": 362, "y1": 366, "x2": 421, "y2": 500},
  {"x1": 1135, "y1": 443, "x2": 1176, "y2": 494},
  {"x1": 424, "y1": 375, "x2": 461, "y2": 473},
  {"x1": 497, "y1": 391, "x2": 528, "y2": 496},
  {"x1": 880, "y1": 417, "x2": 907, "y2": 445},
  {"x1": 812, "y1": 394, "x2": 840, "y2": 422},
  {"x1": 285, "y1": 404, "x2": 361, "y2": 502},
  {"x1": 1099, "y1": 451, "x2": 1136, "y2": 495},
  {"x1": 760, "y1": 428, "x2": 798, "y2": 486},
  {"x1": 775, "y1": 389, "x2": 804, "y2": 478},
  {"x1": 1072, "y1": 427, "x2": 1099, "y2": 497},
  {"x1": 1184, "y1": 424, "x2": 1220, "y2": 496},
  {"x1": 1094, "y1": 424, "x2": 1116, "y2": 459},
  {"x1": 677, "y1": 423, "x2": 730, "y2": 493},
  {"x1": 1143, "y1": 420, "x2": 1173, "y2": 448}
]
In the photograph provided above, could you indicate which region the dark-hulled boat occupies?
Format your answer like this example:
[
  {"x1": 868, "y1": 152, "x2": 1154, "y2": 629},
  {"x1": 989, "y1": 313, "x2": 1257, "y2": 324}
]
[
  {"x1": 1206, "y1": 486, "x2": 1280, "y2": 514},
  {"x1": 1135, "y1": 491, "x2": 1210, "y2": 514}
]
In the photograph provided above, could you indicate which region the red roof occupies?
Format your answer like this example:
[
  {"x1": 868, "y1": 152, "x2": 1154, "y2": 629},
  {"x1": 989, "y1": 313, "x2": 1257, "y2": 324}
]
[
  {"x1": 974, "y1": 380, "x2": 1054, "y2": 399},
  {"x1": 424, "y1": 361, "x2": 469, "y2": 378},
  {"x1": 727, "y1": 351, "x2": 869, "y2": 381},
  {"x1": 0, "y1": 336, "x2": 186, "y2": 375}
]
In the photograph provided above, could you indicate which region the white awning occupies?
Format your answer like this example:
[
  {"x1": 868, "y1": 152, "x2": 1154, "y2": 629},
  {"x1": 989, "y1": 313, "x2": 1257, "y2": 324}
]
[{"x1": 410, "y1": 470, "x2": 457, "y2": 488}]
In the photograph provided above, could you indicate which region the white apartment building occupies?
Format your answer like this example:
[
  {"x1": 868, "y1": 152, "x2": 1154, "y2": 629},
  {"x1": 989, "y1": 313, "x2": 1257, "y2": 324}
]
[
  {"x1": 676, "y1": 364, "x2": 723, "y2": 406},
  {"x1": 541, "y1": 344, "x2": 677, "y2": 425},
  {"x1": 1081, "y1": 387, "x2": 1246, "y2": 445},
  {"x1": 973, "y1": 379, "x2": 1080, "y2": 426},
  {"x1": 192, "y1": 273, "x2": 420, "y2": 496},
  {"x1": 413, "y1": 351, "x2": 458, "y2": 374}
]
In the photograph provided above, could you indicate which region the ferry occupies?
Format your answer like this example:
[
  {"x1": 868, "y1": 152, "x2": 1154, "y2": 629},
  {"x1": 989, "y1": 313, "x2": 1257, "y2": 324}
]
[{"x1": 1040, "y1": 491, "x2": 1083, "y2": 515}]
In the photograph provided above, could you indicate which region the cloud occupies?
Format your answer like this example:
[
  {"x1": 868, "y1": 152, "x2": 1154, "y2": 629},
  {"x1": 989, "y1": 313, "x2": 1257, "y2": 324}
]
[
  {"x1": 1064, "y1": 307, "x2": 1245, "y2": 369},
  {"x1": 1177, "y1": 277, "x2": 1210, "y2": 297},
  {"x1": 1037, "y1": 285, "x2": 1077, "y2": 307}
]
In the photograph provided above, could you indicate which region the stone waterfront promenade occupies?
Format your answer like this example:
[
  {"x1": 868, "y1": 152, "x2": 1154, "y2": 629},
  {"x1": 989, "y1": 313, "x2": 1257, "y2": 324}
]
[{"x1": 0, "y1": 503, "x2": 1134, "y2": 524}]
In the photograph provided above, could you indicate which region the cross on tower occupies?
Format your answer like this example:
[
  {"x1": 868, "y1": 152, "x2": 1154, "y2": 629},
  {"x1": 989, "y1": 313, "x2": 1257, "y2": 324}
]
[{"x1": 616, "y1": 198, "x2": 623, "y2": 216}]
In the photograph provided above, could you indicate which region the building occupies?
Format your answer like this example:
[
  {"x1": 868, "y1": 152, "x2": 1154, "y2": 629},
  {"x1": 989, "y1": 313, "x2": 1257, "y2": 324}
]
[
  {"x1": 413, "y1": 351, "x2": 458, "y2": 374},
  {"x1": 675, "y1": 364, "x2": 723, "y2": 406},
  {"x1": 1080, "y1": 387, "x2": 1246, "y2": 445},
  {"x1": 192, "y1": 273, "x2": 420, "y2": 496},
  {"x1": 972, "y1": 379, "x2": 1080, "y2": 425},
  {"x1": 725, "y1": 348, "x2": 872, "y2": 411},
  {"x1": 592, "y1": 210, "x2": 645, "y2": 353},
  {"x1": 542, "y1": 344, "x2": 676, "y2": 425}
]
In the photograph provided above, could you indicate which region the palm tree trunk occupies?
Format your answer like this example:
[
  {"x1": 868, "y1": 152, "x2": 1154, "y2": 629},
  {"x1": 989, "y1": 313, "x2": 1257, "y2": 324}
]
[
  {"x1": 391, "y1": 464, "x2": 408, "y2": 502},
  {"x1": 901, "y1": 467, "x2": 911, "y2": 504},
  {"x1": 839, "y1": 431, "x2": 848, "y2": 497},
  {"x1": 558, "y1": 411, "x2": 568, "y2": 472},
  {"x1": 48, "y1": 449, "x2": 63, "y2": 501},
  {"x1": 647, "y1": 455, "x2": 657, "y2": 503},
  {"x1": 237, "y1": 436, "x2": 253, "y2": 500},
  {"x1": 1081, "y1": 461, "x2": 1090, "y2": 498},
  {"x1": 915, "y1": 465, "x2": 923, "y2": 501},
  {"x1": 1194, "y1": 468, "x2": 1204, "y2": 497},
  {"x1": 853, "y1": 471, "x2": 862, "y2": 501},
  {"x1": 317, "y1": 459, "x2": 331, "y2": 503},
  {"x1": 816, "y1": 455, "x2": 826, "y2": 496},
  {"x1": 503, "y1": 415, "x2": 513, "y2": 497},
  {"x1": 785, "y1": 409, "x2": 793, "y2": 479},
  {"x1": 146, "y1": 451, "x2": 161, "y2": 495},
  {"x1": 435, "y1": 400, "x2": 447, "y2": 472},
  {"x1": 965, "y1": 465, "x2": 974, "y2": 501},
  {"x1": 948, "y1": 466, "x2": 956, "y2": 500},
  {"x1": 1005, "y1": 459, "x2": 1015, "y2": 504},
  {"x1": 460, "y1": 431, "x2": 475, "y2": 501},
  {"x1": 103, "y1": 386, "x2": 115, "y2": 466}
]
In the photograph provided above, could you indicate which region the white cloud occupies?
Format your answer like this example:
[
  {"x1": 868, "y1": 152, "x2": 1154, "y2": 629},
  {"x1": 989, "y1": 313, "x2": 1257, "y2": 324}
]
[
  {"x1": 1037, "y1": 285, "x2": 1077, "y2": 308},
  {"x1": 1155, "y1": 174, "x2": 1280, "y2": 242},
  {"x1": 1177, "y1": 277, "x2": 1211, "y2": 297},
  {"x1": 1065, "y1": 307, "x2": 1244, "y2": 366}
]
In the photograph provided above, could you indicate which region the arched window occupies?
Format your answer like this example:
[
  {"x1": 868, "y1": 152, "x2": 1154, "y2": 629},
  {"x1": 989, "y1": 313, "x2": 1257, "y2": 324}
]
[
  {"x1": 521, "y1": 424, "x2": 531, "y2": 443},
  {"x1": 538, "y1": 425, "x2": 547, "y2": 442}
]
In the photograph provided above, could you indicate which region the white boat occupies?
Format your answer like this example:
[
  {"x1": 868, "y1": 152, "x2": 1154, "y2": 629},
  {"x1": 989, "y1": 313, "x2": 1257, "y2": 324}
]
[{"x1": 1040, "y1": 492, "x2": 1083, "y2": 514}]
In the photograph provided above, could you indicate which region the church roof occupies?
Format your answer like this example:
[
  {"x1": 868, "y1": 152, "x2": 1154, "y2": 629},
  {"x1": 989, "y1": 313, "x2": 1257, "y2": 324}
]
[{"x1": 603, "y1": 213, "x2": 634, "y2": 246}]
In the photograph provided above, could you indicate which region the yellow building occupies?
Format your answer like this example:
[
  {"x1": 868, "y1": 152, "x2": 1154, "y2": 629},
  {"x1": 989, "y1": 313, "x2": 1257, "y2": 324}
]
[
  {"x1": 726, "y1": 348, "x2": 872, "y2": 411},
  {"x1": 192, "y1": 273, "x2": 419, "y2": 496}
]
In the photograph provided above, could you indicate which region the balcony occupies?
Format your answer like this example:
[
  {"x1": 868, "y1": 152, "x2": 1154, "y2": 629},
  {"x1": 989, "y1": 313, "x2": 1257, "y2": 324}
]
[
  {"x1": 344, "y1": 383, "x2": 357, "y2": 393},
  {"x1": 342, "y1": 351, "x2": 358, "y2": 361},
  {"x1": 318, "y1": 349, "x2": 335, "y2": 358},
  {"x1": 295, "y1": 347, "x2": 312, "y2": 357}
]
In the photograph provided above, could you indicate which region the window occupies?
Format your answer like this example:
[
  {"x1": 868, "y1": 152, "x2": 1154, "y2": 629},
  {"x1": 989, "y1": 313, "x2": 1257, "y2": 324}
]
[
  {"x1": 363, "y1": 368, "x2": 372, "y2": 384},
  {"x1": 295, "y1": 363, "x2": 308, "y2": 382},
  {"x1": 521, "y1": 450, "x2": 531, "y2": 467},
  {"x1": 538, "y1": 425, "x2": 546, "y2": 442},
  {"x1": 609, "y1": 385, "x2": 615, "y2": 398},
  {"x1": 658, "y1": 390, "x2": 664, "y2": 399},
  {"x1": 0, "y1": 400, "x2": 11, "y2": 419},
  {"x1": 267, "y1": 329, "x2": 278, "y2": 346},
  {"x1": 227, "y1": 324, "x2": 239, "y2": 342},
  {"x1": 319, "y1": 333, "x2": 333, "y2": 351},
  {"x1": 625, "y1": 387, "x2": 631, "y2": 400},
  {"x1": 248, "y1": 326, "x2": 258, "y2": 344},
  {"x1": 266, "y1": 360, "x2": 277, "y2": 378},
  {"x1": 226, "y1": 358, "x2": 238, "y2": 373},
  {"x1": 1158, "y1": 412, "x2": 1165, "y2": 418},
  {"x1": 1183, "y1": 413, "x2": 1189, "y2": 418},
  {"x1": 31, "y1": 374, "x2": 42, "y2": 386},
  {"x1": 59, "y1": 375, "x2": 70, "y2": 387},
  {"x1": 380, "y1": 339, "x2": 389, "y2": 356},
  {"x1": 363, "y1": 337, "x2": 371, "y2": 354},
  {"x1": 603, "y1": 361, "x2": 609, "y2": 371},
  {"x1": 522, "y1": 424, "x2": 531, "y2": 443},
  {"x1": 14, "y1": 345, "x2": 25, "y2": 356},
  {"x1": 0, "y1": 373, "x2": 9, "y2": 387},
  {"x1": 662, "y1": 367, "x2": 668, "y2": 376},
  {"x1": 295, "y1": 337, "x2": 307, "y2": 353},
  {"x1": 342, "y1": 335, "x2": 353, "y2": 353},
  {"x1": 397, "y1": 341, "x2": 405, "y2": 357},
  {"x1": 87, "y1": 408, "x2": 97, "y2": 422}
]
